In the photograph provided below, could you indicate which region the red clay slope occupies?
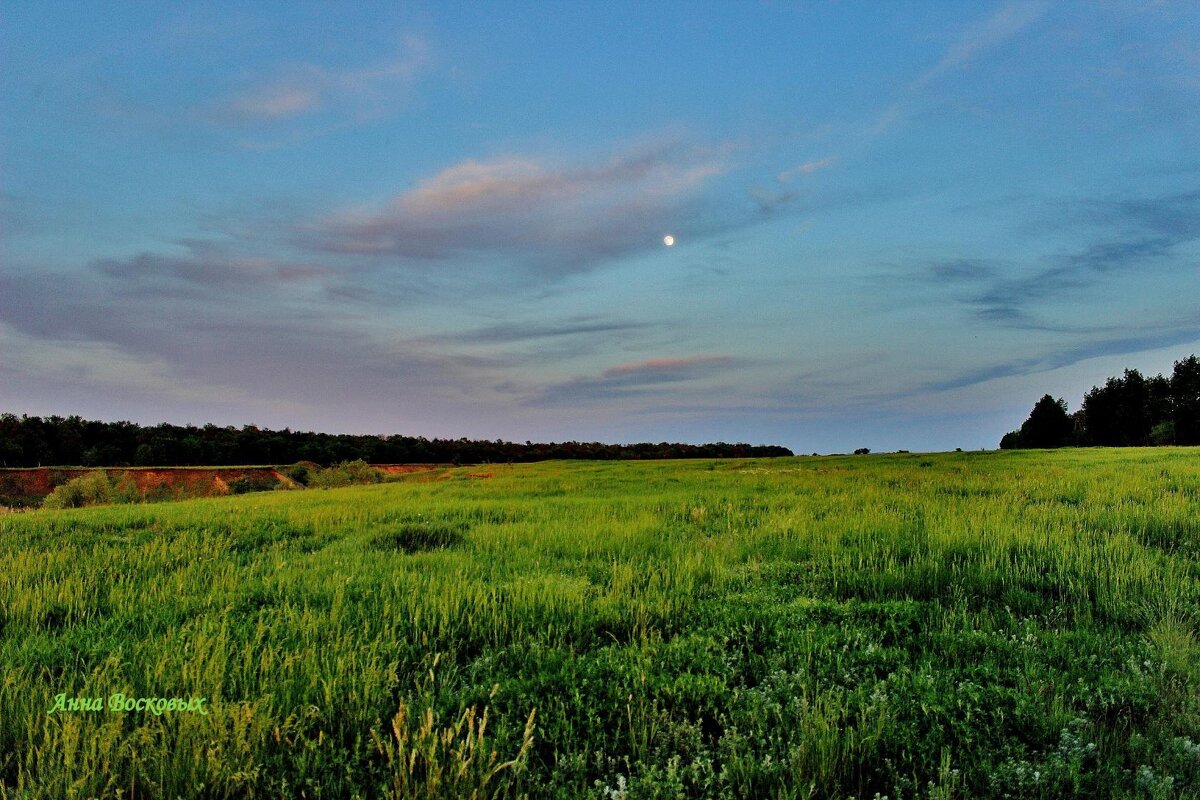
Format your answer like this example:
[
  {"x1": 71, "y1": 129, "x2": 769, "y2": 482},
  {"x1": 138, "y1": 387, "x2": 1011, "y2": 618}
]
[
  {"x1": 0, "y1": 467, "x2": 284, "y2": 500},
  {"x1": 0, "y1": 464, "x2": 445, "y2": 504}
]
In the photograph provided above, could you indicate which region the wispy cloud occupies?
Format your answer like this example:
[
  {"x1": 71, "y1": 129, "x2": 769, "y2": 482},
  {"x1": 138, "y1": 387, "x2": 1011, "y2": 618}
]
[
  {"x1": 0, "y1": 130, "x2": 743, "y2": 429},
  {"x1": 916, "y1": 322, "x2": 1200, "y2": 395},
  {"x1": 302, "y1": 139, "x2": 730, "y2": 274},
  {"x1": 885, "y1": 190, "x2": 1200, "y2": 329},
  {"x1": 526, "y1": 355, "x2": 735, "y2": 407},
  {"x1": 423, "y1": 317, "x2": 653, "y2": 345},
  {"x1": 869, "y1": 1, "x2": 1048, "y2": 136},
  {"x1": 776, "y1": 157, "x2": 837, "y2": 183},
  {"x1": 604, "y1": 355, "x2": 731, "y2": 378},
  {"x1": 0, "y1": 321, "x2": 266, "y2": 407},
  {"x1": 928, "y1": 259, "x2": 997, "y2": 283},
  {"x1": 968, "y1": 190, "x2": 1200, "y2": 323},
  {"x1": 911, "y1": 1, "x2": 1048, "y2": 91},
  {"x1": 95, "y1": 241, "x2": 329, "y2": 291},
  {"x1": 0, "y1": 255, "x2": 498, "y2": 427},
  {"x1": 228, "y1": 82, "x2": 322, "y2": 121},
  {"x1": 207, "y1": 36, "x2": 432, "y2": 148}
]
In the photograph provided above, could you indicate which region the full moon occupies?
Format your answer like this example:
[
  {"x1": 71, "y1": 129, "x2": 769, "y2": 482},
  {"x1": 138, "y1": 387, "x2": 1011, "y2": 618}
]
[{"x1": 663, "y1": 235, "x2": 675, "y2": 246}]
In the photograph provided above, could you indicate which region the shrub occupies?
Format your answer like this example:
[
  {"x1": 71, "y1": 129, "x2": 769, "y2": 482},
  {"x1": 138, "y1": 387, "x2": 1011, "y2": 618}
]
[
  {"x1": 854, "y1": 447, "x2": 871, "y2": 455},
  {"x1": 144, "y1": 482, "x2": 179, "y2": 503},
  {"x1": 229, "y1": 475, "x2": 280, "y2": 494},
  {"x1": 1150, "y1": 420, "x2": 1176, "y2": 446},
  {"x1": 282, "y1": 462, "x2": 312, "y2": 486},
  {"x1": 309, "y1": 459, "x2": 383, "y2": 489},
  {"x1": 42, "y1": 472, "x2": 138, "y2": 509}
]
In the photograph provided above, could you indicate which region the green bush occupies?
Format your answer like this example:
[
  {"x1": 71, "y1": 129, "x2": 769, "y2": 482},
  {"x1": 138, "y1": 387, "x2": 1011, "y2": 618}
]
[
  {"x1": 42, "y1": 472, "x2": 138, "y2": 509},
  {"x1": 308, "y1": 459, "x2": 383, "y2": 489},
  {"x1": 1151, "y1": 420, "x2": 1176, "y2": 446},
  {"x1": 228, "y1": 475, "x2": 280, "y2": 495},
  {"x1": 282, "y1": 462, "x2": 312, "y2": 486}
]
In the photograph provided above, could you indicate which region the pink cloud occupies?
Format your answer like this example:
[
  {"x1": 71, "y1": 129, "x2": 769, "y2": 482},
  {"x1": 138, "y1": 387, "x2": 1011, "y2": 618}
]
[
  {"x1": 527, "y1": 354, "x2": 737, "y2": 407},
  {"x1": 305, "y1": 140, "x2": 730, "y2": 272},
  {"x1": 604, "y1": 355, "x2": 732, "y2": 377},
  {"x1": 217, "y1": 36, "x2": 431, "y2": 126}
]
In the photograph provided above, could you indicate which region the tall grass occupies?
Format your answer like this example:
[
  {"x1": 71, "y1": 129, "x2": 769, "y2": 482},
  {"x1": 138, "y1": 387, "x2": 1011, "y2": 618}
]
[{"x1": 1, "y1": 449, "x2": 1198, "y2": 798}]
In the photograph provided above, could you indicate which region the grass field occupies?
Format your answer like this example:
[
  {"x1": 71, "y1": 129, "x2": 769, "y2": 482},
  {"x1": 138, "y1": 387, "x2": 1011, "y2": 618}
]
[{"x1": 2, "y1": 449, "x2": 1199, "y2": 799}]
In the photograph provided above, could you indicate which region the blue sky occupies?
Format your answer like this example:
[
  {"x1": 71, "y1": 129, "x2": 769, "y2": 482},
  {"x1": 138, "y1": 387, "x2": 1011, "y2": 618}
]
[{"x1": 2, "y1": 1, "x2": 1198, "y2": 453}]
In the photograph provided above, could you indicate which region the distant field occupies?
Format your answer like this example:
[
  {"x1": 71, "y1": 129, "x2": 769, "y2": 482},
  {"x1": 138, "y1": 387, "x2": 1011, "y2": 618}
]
[{"x1": 2, "y1": 450, "x2": 1198, "y2": 799}]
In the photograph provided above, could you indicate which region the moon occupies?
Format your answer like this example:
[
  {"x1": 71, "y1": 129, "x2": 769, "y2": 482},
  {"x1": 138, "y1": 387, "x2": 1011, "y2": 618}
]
[{"x1": 663, "y1": 235, "x2": 675, "y2": 247}]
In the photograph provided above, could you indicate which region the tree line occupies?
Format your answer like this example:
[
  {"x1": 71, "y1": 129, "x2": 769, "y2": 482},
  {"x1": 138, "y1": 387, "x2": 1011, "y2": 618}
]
[
  {"x1": 0, "y1": 413, "x2": 793, "y2": 468},
  {"x1": 1000, "y1": 354, "x2": 1200, "y2": 449}
]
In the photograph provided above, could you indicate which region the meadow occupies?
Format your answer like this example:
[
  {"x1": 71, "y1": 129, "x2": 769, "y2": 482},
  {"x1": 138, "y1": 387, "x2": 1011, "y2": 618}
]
[{"x1": 1, "y1": 449, "x2": 1198, "y2": 799}]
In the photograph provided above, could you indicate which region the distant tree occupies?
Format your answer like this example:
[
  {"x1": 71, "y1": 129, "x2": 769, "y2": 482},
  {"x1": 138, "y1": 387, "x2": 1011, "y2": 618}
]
[
  {"x1": 1004, "y1": 353, "x2": 1197, "y2": 449},
  {"x1": 1069, "y1": 409, "x2": 1087, "y2": 445},
  {"x1": 1147, "y1": 374, "x2": 1173, "y2": 429},
  {"x1": 999, "y1": 431, "x2": 1023, "y2": 449},
  {"x1": 1082, "y1": 379, "x2": 1117, "y2": 444},
  {"x1": 0, "y1": 414, "x2": 22, "y2": 466},
  {"x1": 0, "y1": 411, "x2": 795, "y2": 466},
  {"x1": 1169, "y1": 355, "x2": 1200, "y2": 445},
  {"x1": 1082, "y1": 370, "x2": 1152, "y2": 446},
  {"x1": 1017, "y1": 395, "x2": 1074, "y2": 448}
]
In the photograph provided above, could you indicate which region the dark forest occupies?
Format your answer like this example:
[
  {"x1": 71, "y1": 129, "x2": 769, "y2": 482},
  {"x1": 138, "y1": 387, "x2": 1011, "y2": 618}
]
[
  {"x1": 1002, "y1": 354, "x2": 1200, "y2": 449},
  {"x1": 0, "y1": 414, "x2": 793, "y2": 467}
]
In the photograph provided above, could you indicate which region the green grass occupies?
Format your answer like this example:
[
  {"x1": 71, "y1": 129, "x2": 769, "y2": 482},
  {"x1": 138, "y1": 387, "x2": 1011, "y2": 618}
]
[{"x1": 1, "y1": 449, "x2": 1199, "y2": 799}]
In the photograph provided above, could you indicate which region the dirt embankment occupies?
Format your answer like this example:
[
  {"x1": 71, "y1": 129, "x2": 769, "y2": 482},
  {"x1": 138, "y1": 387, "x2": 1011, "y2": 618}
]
[
  {"x1": 372, "y1": 464, "x2": 444, "y2": 475},
  {"x1": 0, "y1": 464, "x2": 447, "y2": 506},
  {"x1": 0, "y1": 467, "x2": 286, "y2": 503}
]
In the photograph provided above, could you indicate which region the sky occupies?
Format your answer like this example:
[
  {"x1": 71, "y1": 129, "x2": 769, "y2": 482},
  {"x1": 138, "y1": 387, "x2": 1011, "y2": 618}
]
[{"x1": 2, "y1": 2, "x2": 1198, "y2": 453}]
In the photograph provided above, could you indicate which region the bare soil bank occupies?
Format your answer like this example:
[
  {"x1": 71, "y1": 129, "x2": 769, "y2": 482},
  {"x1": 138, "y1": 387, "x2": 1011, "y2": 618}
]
[
  {"x1": 0, "y1": 464, "x2": 444, "y2": 504},
  {"x1": 372, "y1": 464, "x2": 445, "y2": 475}
]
